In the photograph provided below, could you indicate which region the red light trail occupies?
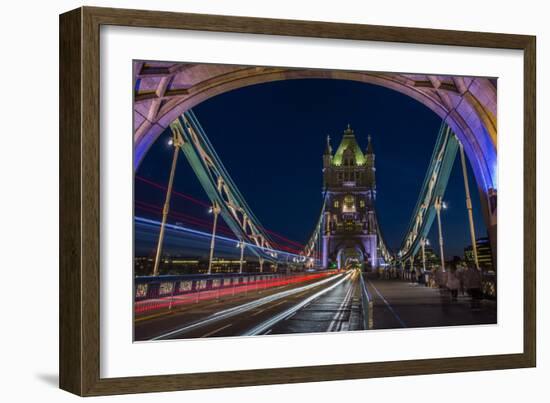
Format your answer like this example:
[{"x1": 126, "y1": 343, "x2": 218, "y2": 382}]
[
  {"x1": 135, "y1": 200, "x2": 303, "y2": 255},
  {"x1": 135, "y1": 175, "x2": 306, "y2": 252},
  {"x1": 135, "y1": 271, "x2": 336, "y2": 314}
]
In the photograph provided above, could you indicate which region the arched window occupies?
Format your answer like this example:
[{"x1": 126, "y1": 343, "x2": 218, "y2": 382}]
[
  {"x1": 343, "y1": 148, "x2": 355, "y2": 167},
  {"x1": 343, "y1": 194, "x2": 356, "y2": 213}
]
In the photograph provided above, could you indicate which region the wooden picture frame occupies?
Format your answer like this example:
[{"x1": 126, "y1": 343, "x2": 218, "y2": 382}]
[{"x1": 59, "y1": 6, "x2": 536, "y2": 396}]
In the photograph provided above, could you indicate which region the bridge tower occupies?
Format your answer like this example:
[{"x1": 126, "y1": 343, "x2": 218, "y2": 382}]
[{"x1": 322, "y1": 125, "x2": 378, "y2": 270}]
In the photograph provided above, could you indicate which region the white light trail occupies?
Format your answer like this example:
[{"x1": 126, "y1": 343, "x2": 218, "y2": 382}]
[
  {"x1": 135, "y1": 216, "x2": 305, "y2": 260},
  {"x1": 149, "y1": 273, "x2": 344, "y2": 341},
  {"x1": 243, "y1": 271, "x2": 353, "y2": 336}
]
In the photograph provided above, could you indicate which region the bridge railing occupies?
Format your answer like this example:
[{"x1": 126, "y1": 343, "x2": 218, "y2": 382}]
[
  {"x1": 360, "y1": 272, "x2": 374, "y2": 330},
  {"x1": 134, "y1": 270, "x2": 336, "y2": 314}
]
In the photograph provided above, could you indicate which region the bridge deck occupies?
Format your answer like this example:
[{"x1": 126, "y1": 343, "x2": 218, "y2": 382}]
[
  {"x1": 365, "y1": 278, "x2": 497, "y2": 329},
  {"x1": 134, "y1": 271, "x2": 363, "y2": 340}
]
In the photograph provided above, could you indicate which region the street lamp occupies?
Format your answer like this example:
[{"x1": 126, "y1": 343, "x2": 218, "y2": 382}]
[
  {"x1": 207, "y1": 202, "x2": 221, "y2": 275},
  {"x1": 420, "y1": 238, "x2": 428, "y2": 272},
  {"x1": 236, "y1": 240, "x2": 245, "y2": 274},
  {"x1": 152, "y1": 129, "x2": 183, "y2": 277},
  {"x1": 458, "y1": 141, "x2": 480, "y2": 271},
  {"x1": 434, "y1": 196, "x2": 446, "y2": 272}
]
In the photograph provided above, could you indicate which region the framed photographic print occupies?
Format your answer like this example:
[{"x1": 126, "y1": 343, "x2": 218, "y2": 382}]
[{"x1": 59, "y1": 6, "x2": 536, "y2": 396}]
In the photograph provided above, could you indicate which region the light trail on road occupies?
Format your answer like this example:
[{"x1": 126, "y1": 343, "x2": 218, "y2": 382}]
[
  {"x1": 327, "y1": 271, "x2": 357, "y2": 332},
  {"x1": 243, "y1": 271, "x2": 354, "y2": 336},
  {"x1": 149, "y1": 272, "x2": 345, "y2": 340}
]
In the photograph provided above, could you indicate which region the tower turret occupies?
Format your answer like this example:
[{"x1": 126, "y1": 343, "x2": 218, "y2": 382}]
[
  {"x1": 325, "y1": 134, "x2": 332, "y2": 154},
  {"x1": 323, "y1": 135, "x2": 333, "y2": 168},
  {"x1": 366, "y1": 134, "x2": 374, "y2": 155},
  {"x1": 365, "y1": 134, "x2": 376, "y2": 200}
]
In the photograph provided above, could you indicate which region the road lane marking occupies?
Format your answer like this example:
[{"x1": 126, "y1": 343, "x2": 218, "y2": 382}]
[
  {"x1": 201, "y1": 323, "x2": 232, "y2": 338},
  {"x1": 327, "y1": 280, "x2": 354, "y2": 332},
  {"x1": 251, "y1": 307, "x2": 267, "y2": 317},
  {"x1": 270, "y1": 300, "x2": 287, "y2": 309},
  {"x1": 367, "y1": 280, "x2": 407, "y2": 328},
  {"x1": 251, "y1": 300, "x2": 287, "y2": 317},
  {"x1": 244, "y1": 272, "x2": 354, "y2": 336},
  {"x1": 327, "y1": 285, "x2": 351, "y2": 332},
  {"x1": 150, "y1": 273, "x2": 344, "y2": 340},
  {"x1": 135, "y1": 299, "x2": 222, "y2": 323}
]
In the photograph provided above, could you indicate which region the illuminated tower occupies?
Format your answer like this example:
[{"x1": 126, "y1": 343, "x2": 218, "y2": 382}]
[{"x1": 322, "y1": 125, "x2": 378, "y2": 270}]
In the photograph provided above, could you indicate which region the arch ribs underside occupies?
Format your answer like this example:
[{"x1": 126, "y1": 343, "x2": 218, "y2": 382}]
[{"x1": 133, "y1": 62, "x2": 497, "y2": 199}]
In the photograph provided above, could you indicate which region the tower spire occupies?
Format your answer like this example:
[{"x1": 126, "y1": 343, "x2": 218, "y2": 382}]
[
  {"x1": 366, "y1": 134, "x2": 374, "y2": 154},
  {"x1": 324, "y1": 134, "x2": 332, "y2": 155},
  {"x1": 344, "y1": 123, "x2": 354, "y2": 137}
]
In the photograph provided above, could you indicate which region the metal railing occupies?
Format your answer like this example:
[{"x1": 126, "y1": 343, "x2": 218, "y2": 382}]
[
  {"x1": 134, "y1": 271, "x2": 336, "y2": 314},
  {"x1": 481, "y1": 271, "x2": 497, "y2": 299},
  {"x1": 360, "y1": 272, "x2": 374, "y2": 329}
]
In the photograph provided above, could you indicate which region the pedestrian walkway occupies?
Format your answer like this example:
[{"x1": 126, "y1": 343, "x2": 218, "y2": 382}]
[{"x1": 365, "y1": 278, "x2": 497, "y2": 330}]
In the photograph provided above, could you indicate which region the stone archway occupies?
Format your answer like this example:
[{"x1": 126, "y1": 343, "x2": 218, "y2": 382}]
[
  {"x1": 133, "y1": 61, "x2": 498, "y2": 252},
  {"x1": 336, "y1": 246, "x2": 365, "y2": 270}
]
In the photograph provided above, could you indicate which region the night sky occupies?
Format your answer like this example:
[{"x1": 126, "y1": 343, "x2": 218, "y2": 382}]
[{"x1": 135, "y1": 78, "x2": 488, "y2": 259}]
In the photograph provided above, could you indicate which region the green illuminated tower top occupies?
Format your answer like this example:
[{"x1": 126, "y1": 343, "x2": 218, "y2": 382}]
[{"x1": 323, "y1": 124, "x2": 375, "y2": 192}]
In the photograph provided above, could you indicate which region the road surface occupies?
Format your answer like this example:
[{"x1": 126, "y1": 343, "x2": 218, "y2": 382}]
[
  {"x1": 135, "y1": 270, "x2": 362, "y2": 341},
  {"x1": 134, "y1": 271, "x2": 497, "y2": 341}
]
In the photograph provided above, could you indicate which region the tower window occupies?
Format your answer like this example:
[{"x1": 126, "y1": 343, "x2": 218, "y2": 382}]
[
  {"x1": 360, "y1": 200, "x2": 365, "y2": 208},
  {"x1": 343, "y1": 148, "x2": 355, "y2": 167},
  {"x1": 343, "y1": 195, "x2": 356, "y2": 213},
  {"x1": 334, "y1": 200, "x2": 339, "y2": 208}
]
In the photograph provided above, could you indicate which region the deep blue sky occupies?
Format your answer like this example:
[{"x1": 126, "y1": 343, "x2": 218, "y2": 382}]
[{"x1": 135, "y1": 78, "x2": 487, "y2": 258}]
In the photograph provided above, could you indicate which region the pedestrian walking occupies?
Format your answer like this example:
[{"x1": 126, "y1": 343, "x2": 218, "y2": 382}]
[
  {"x1": 446, "y1": 267, "x2": 460, "y2": 302},
  {"x1": 418, "y1": 270, "x2": 426, "y2": 286},
  {"x1": 456, "y1": 265, "x2": 466, "y2": 296},
  {"x1": 434, "y1": 267, "x2": 449, "y2": 302},
  {"x1": 464, "y1": 266, "x2": 482, "y2": 310}
]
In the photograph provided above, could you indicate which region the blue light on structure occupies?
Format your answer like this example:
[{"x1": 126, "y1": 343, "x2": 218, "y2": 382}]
[
  {"x1": 480, "y1": 125, "x2": 498, "y2": 192},
  {"x1": 459, "y1": 124, "x2": 498, "y2": 194},
  {"x1": 135, "y1": 216, "x2": 304, "y2": 260}
]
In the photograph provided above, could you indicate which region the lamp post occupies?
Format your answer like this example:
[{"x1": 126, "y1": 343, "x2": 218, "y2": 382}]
[
  {"x1": 459, "y1": 142, "x2": 480, "y2": 271},
  {"x1": 207, "y1": 202, "x2": 221, "y2": 275},
  {"x1": 237, "y1": 240, "x2": 245, "y2": 274},
  {"x1": 420, "y1": 238, "x2": 428, "y2": 272},
  {"x1": 152, "y1": 130, "x2": 183, "y2": 277},
  {"x1": 434, "y1": 196, "x2": 447, "y2": 272}
]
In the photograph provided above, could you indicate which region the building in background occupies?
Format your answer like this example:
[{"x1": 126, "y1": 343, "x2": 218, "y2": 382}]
[
  {"x1": 413, "y1": 244, "x2": 440, "y2": 270},
  {"x1": 134, "y1": 256, "x2": 271, "y2": 275},
  {"x1": 464, "y1": 236, "x2": 494, "y2": 272}
]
